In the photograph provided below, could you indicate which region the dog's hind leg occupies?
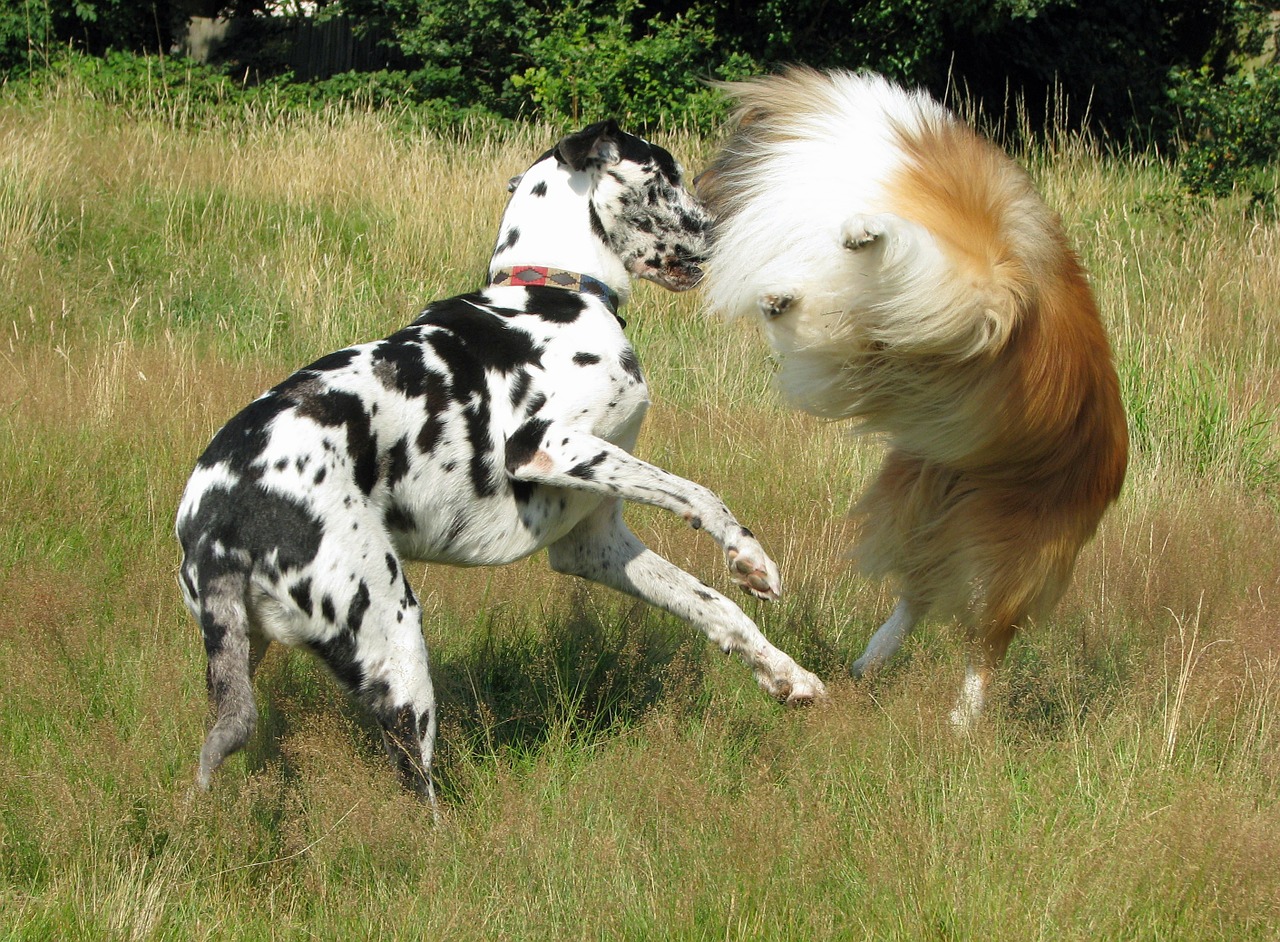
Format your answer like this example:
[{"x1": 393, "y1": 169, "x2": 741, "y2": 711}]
[
  {"x1": 849, "y1": 597, "x2": 925, "y2": 679},
  {"x1": 548, "y1": 501, "x2": 825, "y2": 705},
  {"x1": 308, "y1": 572, "x2": 439, "y2": 805}
]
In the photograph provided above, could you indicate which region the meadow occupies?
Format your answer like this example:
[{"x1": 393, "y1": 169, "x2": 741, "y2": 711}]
[{"x1": 0, "y1": 79, "x2": 1277, "y2": 940}]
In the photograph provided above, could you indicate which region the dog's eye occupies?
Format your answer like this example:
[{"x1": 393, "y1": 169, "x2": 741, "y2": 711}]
[{"x1": 507, "y1": 174, "x2": 524, "y2": 193}]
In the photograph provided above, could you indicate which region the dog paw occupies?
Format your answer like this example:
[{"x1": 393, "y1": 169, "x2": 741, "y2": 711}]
[
  {"x1": 849, "y1": 653, "x2": 880, "y2": 679},
  {"x1": 841, "y1": 213, "x2": 892, "y2": 251},
  {"x1": 725, "y1": 535, "x2": 781, "y2": 601},
  {"x1": 756, "y1": 665, "x2": 828, "y2": 706},
  {"x1": 757, "y1": 292, "x2": 796, "y2": 319},
  {"x1": 783, "y1": 669, "x2": 827, "y2": 707}
]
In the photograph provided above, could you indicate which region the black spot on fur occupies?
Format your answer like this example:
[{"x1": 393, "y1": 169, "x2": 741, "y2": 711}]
[
  {"x1": 589, "y1": 203, "x2": 607, "y2": 243},
  {"x1": 371, "y1": 330, "x2": 433, "y2": 397},
  {"x1": 573, "y1": 352, "x2": 601, "y2": 366},
  {"x1": 309, "y1": 629, "x2": 362, "y2": 693},
  {"x1": 295, "y1": 389, "x2": 379, "y2": 497},
  {"x1": 385, "y1": 436, "x2": 410, "y2": 489},
  {"x1": 530, "y1": 180, "x2": 547, "y2": 197},
  {"x1": 302, "y1": 348, "x2": 361, "y2": 375},
  {"x1": 289, "y1": 578, "x2": 314, "y2": 616},
  {"x1": 524, "y1": 286, "x2": 585, "y2": 324},
  {"x1": 417, "y1": 416, "x2": 443, "y2": 454},
  {"x1": 423, "y1": 322, "x2": 535, "y2": 412},
  {"x1": 509, "y1": 368, "x2": 532, "y2": 408},
  {"x1": 178, "y1": 479, "x2": 324, "y2": 576},
  {"x1": 505, "y1": 417, "x2": 551, "y2": 474},
  {"x1": 463, "y1": 398, "x2": 497, "y2": 496},
  {"x1": 321, "y1": 595, "x2": 337, "y2": 624},
  {"x1": 409, "y1": 298, "x2": 546, "y2": 497},
  {"x1": 499, "y1": 227, "x2": 520, "y2": 252},
  {"x1": 347, "y1": 581, "x2": 371, "y2": 633},
  {"x1": 194, "y1": 392, "x2": 292, "y2": 475},
  {"x1": 385, "y1": 553, "x2": 398, "y2": 583},
  {"x1": 384, "y1": 501, "x2": 414, "y2": 533},
  {"x1": 619, "y1": 348, "x2": 643, "y2": 382},
  {"x1": 525, "y1": 393, "x2": 547, "y2": 417},
  {"x1": 313, "y1": 466, "x2": 327, "y2": 486},
  {"x1": 567, "y1": 452, "x2": 608, "y2": 480},
  {"x1": 414, "y1": 297, "x2": 543, "y2": 378}
]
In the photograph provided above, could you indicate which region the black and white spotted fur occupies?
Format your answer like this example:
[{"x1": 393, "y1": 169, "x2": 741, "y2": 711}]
[{"x1": 177, "y1": 121, "x2": 825, "y2": 803}]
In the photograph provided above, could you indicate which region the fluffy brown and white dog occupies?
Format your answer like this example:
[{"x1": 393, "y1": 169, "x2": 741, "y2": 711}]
[{"x1": 698, "y1": 67, "x2": 1129, "y2": 725}]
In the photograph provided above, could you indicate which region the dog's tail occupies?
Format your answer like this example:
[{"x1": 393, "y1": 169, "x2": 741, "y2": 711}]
[{"x1": 189, "y1": 563, "x2": 259, "y2": 791}]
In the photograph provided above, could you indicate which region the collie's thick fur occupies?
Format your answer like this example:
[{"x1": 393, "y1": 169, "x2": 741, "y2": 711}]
[{"x1": 699, "y1": 68, "x2": 1128, "y2": 723}]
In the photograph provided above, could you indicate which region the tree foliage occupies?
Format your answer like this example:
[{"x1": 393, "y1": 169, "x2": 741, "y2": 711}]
[{"x1": 3, "y1": 0, "x2": 1279, "y2": 196}]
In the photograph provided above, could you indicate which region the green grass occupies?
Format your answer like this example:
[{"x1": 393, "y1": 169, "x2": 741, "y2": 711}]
[{"x1": 1, "y1": 79, "x2": 1278, "y2": 940}]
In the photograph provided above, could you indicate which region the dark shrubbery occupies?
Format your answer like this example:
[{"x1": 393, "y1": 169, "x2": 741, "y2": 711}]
[
  {"x1": 2, "y1": 0, "x2": 1277, "y2": 197},
  {"x1": 1169, "y1": 64, "x2": 1280, "y2": 198}
]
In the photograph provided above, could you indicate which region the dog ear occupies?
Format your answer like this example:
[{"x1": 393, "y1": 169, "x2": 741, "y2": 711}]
[{"x1": 555, "y1": 120, "x2": 621, "y2": 171}]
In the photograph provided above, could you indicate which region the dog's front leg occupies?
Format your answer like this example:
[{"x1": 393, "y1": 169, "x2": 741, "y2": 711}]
[
  {"x1": 548, "y1": 501, "x2": 825, "y2": 706},
  {"x1": 506, "y1": 421, "x2": 780, "y2": 600}
]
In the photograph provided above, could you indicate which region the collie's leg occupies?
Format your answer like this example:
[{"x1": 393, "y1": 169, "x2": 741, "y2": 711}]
[
  {"x1": 949, "y1": 623, "x2": 1017, "y2": 730},
  {"x1": 850, "y1": 597, "x2": 923, "y2": 678}
]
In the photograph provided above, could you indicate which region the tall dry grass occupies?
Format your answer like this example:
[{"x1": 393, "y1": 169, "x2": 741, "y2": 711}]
[{"x1": 1, "y1": 79, "x2": 1277, "y2": 939}]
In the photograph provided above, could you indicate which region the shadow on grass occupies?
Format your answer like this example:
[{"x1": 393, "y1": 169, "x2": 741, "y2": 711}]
[{"x1": 236, "y1": 586, "x2": 855, "y2": 802}]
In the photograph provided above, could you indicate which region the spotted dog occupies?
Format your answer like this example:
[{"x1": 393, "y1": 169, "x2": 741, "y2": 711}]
[{"x1": 177, "y1": 121, "x2": 826, "y2": 803}]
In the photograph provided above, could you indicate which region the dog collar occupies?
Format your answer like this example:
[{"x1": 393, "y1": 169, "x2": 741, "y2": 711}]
[{"x1": 490, "y1": 266, "x2": 624, "y2": 324}]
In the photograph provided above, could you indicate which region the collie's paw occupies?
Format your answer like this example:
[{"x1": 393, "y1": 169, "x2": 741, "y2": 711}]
[
  {"x1": 725, "y1": 533, "x2": 781, "y2": 601},
  {"x1": 841, "y1": 213, "x2": 894, "y2": 251},
  {"x1": 849, "y1": 653, "x2": 876, "y2": 679},
  {"x1": 757, "y1": 292, "x2": 796, "y2": 320}
]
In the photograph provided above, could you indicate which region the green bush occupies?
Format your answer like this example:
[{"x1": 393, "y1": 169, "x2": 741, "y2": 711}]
[
  {"x1": 4, "y1": 49, "x2": 243, "y2": 117},
  {"x1": 0, "y1": 0, "x2": 53, "y2": 73},
  {"x1": 1169, "y1": 63, "x2": 1280, "y2": 198},
  {"x1": 0, "y1": 0, "x2": 178, "y2": 72},
  {"x1": 509, "y1": 1, "x2": 753, "y2": 131}
]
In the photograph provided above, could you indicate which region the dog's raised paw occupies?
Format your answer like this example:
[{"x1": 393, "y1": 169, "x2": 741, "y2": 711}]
[
  {"x1": 725, "y1": 539, "x2": 781, "y2": 601},
  {"x1": 757, "y1": 292, "x2": 796, "y2": 319},
  {"x1": 841, "y1": 213, "x2": 891, "y2": 251}
]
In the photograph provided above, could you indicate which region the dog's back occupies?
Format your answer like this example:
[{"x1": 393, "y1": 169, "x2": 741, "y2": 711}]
[{"x1": 701, "y1": 67, "x2": 1128, "y2": 720}]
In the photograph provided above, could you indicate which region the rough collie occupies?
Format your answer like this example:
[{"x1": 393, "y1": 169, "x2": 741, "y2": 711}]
[{"x1": 698, "y1": 67, "x2": 1128, "y2": 724}]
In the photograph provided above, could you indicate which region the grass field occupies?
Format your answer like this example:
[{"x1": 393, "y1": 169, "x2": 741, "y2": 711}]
[{"x1": 1, "y1": 80, "x2": 1278, "y2": 939}]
